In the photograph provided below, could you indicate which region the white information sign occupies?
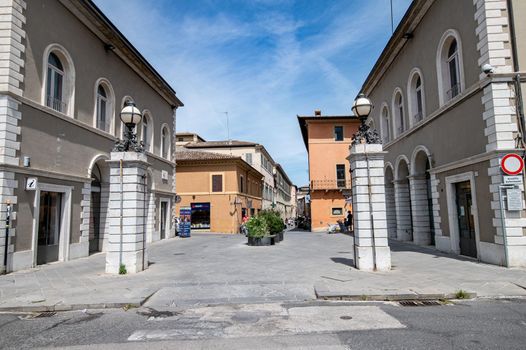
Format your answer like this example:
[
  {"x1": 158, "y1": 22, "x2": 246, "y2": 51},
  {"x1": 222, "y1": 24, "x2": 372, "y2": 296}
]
[
  {"x1": 506, "y1": 188, "x2": 523, "y2": 211},
  {"x1": 504, "y1": 176, "x2": 523, "y2": 185},
  {"x1": 25, "y1": 177, "x2": 38, "y2": 191}
]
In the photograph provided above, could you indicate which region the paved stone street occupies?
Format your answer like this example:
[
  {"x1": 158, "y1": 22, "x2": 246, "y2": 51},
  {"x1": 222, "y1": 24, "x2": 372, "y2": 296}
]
[{"x1": 1, "y1": 231, "x2": 526, "y2": 312}]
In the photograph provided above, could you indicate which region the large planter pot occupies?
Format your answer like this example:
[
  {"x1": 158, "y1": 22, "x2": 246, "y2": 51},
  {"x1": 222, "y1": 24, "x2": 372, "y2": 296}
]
[
  {"x1": 278, "y1": 231, "x2": 284, "y2": 242},
  {"x1": 248, "y1": 236, "x2": 274, "y2": 246}
]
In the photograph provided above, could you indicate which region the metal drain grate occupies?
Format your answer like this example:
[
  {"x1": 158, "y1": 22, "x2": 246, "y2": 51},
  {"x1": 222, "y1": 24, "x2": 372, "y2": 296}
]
[
  {"x1": 34, "y1": 311, "x2": 57, "y2": 318},
  {"x1": 399, "y1": 300, "x2": 442, "y2": 307}
]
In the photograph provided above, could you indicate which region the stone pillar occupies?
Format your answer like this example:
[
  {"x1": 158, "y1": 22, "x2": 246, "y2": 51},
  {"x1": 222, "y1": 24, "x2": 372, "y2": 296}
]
[
  {"x1": 349, "y1": 143, "x2": 391, "y2": 271},
  {"x1": 394, "y1": 180, "x2": 412, "y2": 241},
  {"x1": 106, "y1": 152, "x2": 149, "y2": 274},
  {"x1": 409, "y1": 175, "x2": 431, "y2": 245},
  {"x1": 385, "y1": 184, "x2": 397, "y2": 239}
]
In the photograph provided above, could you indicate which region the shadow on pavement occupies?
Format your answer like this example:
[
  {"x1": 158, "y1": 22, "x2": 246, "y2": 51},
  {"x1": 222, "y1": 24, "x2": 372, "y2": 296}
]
[
  {"x1": 388, "y1": 240, "x2": 480, "y2": 264},
  {"x1": 330, "y1": 257, "x2": 355, "y2": 267}
]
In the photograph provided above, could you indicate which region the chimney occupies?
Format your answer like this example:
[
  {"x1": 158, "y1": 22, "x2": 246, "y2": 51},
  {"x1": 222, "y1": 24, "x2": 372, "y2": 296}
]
[{"x1": 314, "y1": 109, "x2": 321, "y2": 116}]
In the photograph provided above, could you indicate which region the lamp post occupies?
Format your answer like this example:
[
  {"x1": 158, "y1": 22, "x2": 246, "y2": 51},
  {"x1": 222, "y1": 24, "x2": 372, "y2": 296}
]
[
  {"x1": 113, "y1": 101, "x2": 144, "y2": 152},
  {"x1": 351, "y1": 93, "x2": 380, "y2": 145}
]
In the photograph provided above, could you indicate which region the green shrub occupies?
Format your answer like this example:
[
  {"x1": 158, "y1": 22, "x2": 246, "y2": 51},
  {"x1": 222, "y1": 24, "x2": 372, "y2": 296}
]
[
  {"x1": 119, "y1": 264, "x2": 127, "y2": 275},
  {"x1": 246, "y1": 216, "x2": 269, "y2": 238},
  {"x1": 259, "y1": 209, "x2": 285, "y2": 235}
]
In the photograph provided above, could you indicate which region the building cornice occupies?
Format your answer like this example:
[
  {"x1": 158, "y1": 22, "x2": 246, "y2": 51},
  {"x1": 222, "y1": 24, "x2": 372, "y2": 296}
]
[
  {"x1": 361, "y1": 0, "x2": 435, "y2": 96},
  {"x1": 60, "y1": 0, "x2": 183, "y2": 108}
]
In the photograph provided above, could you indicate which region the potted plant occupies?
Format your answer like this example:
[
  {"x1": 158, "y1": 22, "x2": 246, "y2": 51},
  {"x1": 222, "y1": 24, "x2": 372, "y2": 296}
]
[
  {"x1": 259, "y1": 209, "x2": 285, "y2": 242},
  {"x1": 246, "y1": 216, "x2": 272, "y2": 246}
]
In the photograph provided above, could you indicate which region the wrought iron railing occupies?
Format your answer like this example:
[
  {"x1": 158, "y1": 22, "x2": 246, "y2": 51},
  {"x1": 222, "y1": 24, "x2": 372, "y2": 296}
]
[
  {"x1": 46, "y1": 95, "x2": 67, "y2": 113},
  {"x1": 413, "y1": 112, "x2": 423, "y2": 123},
  {"x1": 311, "y1": 179, "x2": 352, "y2": 190},
  {"x1": 446, "y1": 84, "x2": 460, "y2": 100}
]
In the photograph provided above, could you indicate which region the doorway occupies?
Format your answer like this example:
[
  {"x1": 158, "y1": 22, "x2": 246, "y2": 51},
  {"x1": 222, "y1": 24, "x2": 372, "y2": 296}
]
[
  {"x1": 89, "y1": 170, "x2": 102, "y2": 253},
  {"x1": 455, "y1": 181, "x2": 477, "y2": 258},
  {"x1": 160, "y1": 200, "x2": 168, "y2": 240},
  {"x1": 37, "y1": 191, "x2": 63, "y2": 265},
  {"x1": 191, "y1": 202, "x2": 210, "y2": 230}
]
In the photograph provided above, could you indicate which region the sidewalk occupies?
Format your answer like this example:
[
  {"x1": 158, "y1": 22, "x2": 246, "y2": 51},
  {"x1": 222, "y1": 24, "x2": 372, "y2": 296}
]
[
  {"x1": 315, "y1": 240, "x2": 526, "y2": 301},
  {"x1": 0, "y1": 232, "x2": 525, "y2": 312}
]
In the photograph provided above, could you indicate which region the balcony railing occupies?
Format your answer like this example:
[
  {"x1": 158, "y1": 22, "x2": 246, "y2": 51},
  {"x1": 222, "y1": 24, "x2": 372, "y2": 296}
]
[
  {"x1": 46, "y1": 95, "x2": 67, "y2": 113},
  {"x1": 311, "y1": 179, "x2": 352, "y2": 190},
  {"x1": 397, "y1": 126, "x2": 405, "y2": 135},
  {"x1": 446, "y1": 84, "x2": 460, "y2": 100},
  {"x1": 413, "y1": 112, "x2": 423, "y2": 123}
]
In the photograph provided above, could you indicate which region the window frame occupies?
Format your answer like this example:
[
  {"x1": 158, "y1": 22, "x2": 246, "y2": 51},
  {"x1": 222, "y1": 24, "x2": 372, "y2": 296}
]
[
  {"x1": 42, "y1": 44, "x2": 75, "y2": 117},
  {"x1": 211, "y1": 173, "x2": 224, "y2": 193},
  {"x1": 334, "y1": 126, "x2": 344, "y2": 141},
  {"x1": 160, "y1": 124, "x2": 171, "y2": 160},
  {"x1": 436, "y1": 29, "x2": 465, "y2": 106}
]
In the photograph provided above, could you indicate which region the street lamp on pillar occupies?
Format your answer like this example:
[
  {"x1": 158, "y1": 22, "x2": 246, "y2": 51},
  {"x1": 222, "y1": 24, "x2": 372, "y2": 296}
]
[
  {"x1": 351, "y1": 93, "x2": 380, "y2": 145},
  {"x1": 113, "y1": 101, "x2": 144, "y2": 152}
]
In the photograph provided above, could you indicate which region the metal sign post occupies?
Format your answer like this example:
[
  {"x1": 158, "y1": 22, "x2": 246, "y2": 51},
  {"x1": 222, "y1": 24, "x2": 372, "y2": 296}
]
[{"x1": 3, "y1": 200, "x2": 11, "y2": 273}]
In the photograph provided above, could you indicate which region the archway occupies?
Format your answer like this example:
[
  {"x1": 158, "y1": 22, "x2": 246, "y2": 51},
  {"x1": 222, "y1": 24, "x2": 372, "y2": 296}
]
[
  {"x1": 395, "y1": 157, "x2": 412, "y2": 241},
  {"x1": 385, "y1": 165, "x2": 397, "y2": 239},
  {"x1": 410, "y1": 148, "x2": 434, "y2": 245},
  {"x1": 89, "y1": 159, "x2": 110, "y2": 253}
]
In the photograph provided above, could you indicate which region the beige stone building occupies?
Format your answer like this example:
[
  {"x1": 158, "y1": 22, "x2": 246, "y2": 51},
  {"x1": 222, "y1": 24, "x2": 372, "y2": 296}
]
[
  {"x1": 0, "y1": 0, "x2": 183, "y2": 273},
  {"x1": 363, "y1": 0, "x2": 526, "y2": 266},
  {"x1": 175, "y1": 150, "x2": 263, "y2": 233},
  {"x1": 176, "y1": 133, "x2": 295, "y2": 220}
]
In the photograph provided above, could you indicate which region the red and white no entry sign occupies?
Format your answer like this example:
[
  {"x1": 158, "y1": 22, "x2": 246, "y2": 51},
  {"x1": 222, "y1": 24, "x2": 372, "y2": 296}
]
[{"x1": 501, "y1": 154, "x2": 524, "y2": 175}]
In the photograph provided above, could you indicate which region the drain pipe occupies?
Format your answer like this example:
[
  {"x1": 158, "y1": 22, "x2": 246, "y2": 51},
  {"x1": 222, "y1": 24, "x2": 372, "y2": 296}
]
[
  {"x1": 119, "y1": 159, "x2": 123, "y2": 269},
  {"x1": 365, "y1": 151, "x2": 377, "y2": 271},
  {"x1": 142, "y1": 174, "x2": 147, "y2": 271}
]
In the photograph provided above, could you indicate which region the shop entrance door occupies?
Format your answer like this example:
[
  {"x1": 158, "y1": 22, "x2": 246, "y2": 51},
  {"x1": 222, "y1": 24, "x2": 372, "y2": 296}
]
[
  {"x1": 89, "y1": 186, "x2": 101, "y2": 253},
  {"x1": 455, "y1": 181, "x2": 477, "y2": 258},
  {"x1": 37, "y1": 191, "x2": 63, "y2": 265},
  {"x1": 160, "y1": 201, "x2": 168, "y2": 239}
]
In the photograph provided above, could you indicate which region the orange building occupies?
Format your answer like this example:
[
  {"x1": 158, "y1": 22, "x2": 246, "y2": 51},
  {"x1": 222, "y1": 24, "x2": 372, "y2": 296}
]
[
  {"x1": 298, "y1": 111, "x2": 360, "y2": 231},
  {"x1": 175, "y1": 150, "x2": 263, "y2": 233}
]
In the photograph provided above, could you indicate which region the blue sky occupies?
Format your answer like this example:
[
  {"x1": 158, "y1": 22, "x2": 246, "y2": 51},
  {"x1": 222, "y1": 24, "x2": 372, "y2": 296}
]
[{"x1": 93, "y1": 0, "x2": 412, "y2": 186}]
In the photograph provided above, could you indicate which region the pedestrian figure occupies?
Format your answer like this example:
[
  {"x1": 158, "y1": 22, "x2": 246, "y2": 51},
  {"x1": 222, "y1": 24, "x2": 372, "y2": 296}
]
[{"x1": 346, "y1": 211, "x2": 353, "y2": 232}]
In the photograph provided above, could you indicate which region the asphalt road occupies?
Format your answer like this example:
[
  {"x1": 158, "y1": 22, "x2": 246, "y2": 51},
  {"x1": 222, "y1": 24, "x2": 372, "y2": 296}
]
[{"x1": 1, "y1": 298, "x2": 525, "y2": 349}]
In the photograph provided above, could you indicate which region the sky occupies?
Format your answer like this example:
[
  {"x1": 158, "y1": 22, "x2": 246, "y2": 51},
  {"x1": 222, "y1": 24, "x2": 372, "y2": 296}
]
[{"x1": 93, "y1": 0, "x2": 412, "y2": 186}]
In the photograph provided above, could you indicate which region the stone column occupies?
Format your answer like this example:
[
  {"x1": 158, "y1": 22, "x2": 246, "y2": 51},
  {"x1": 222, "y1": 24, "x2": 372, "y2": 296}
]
[
  {"x1": 106, "y1": 152, "x2": 150, "y2": 274},
  {"x1": 349, "y1": 143, "x2": 391, "y2": 271},
  {"x1": 394, "y1": 180, "x2": 412, "y2": 241},
  {"x1": 409, "y1": 175, "x2": 431, "y2": 245}
]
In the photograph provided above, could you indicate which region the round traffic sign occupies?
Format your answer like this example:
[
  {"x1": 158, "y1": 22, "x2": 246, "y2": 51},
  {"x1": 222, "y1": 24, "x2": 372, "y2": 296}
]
[{"x1": 501, "y1": 153, "x2": 524, "y2": 175}]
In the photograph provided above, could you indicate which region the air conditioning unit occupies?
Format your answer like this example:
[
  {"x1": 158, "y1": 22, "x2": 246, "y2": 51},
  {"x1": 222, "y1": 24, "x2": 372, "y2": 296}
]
[{"x1": 161, "y1": 170, "x2": 169, "y2": 181}]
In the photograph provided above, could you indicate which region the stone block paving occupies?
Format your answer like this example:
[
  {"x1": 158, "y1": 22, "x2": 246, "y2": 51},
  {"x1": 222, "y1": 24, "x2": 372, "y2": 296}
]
[{"x1": 0, "y1": 231, "x2": 525, "y2": 311}]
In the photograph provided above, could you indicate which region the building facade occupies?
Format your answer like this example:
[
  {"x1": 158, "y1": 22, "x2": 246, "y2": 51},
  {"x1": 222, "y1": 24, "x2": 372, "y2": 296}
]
[
  {"x1": 298, "y1": 112, "x2": 360, "y2": 231},
  {"x1": 175, "y1": 150, "x2": 263, "y2": 233},
  {"x1": 274, "y1": 163, "x2": 295, "y2": 219},
  {"x1": 0, "y1": 0, "x2": 182, "y2": 273},
  {"x1": 178, "y1": 133, "x2": 295, "y2": 217},
  {"x1": 363, "y1": 0, "x2": 526, "y2": 266}
]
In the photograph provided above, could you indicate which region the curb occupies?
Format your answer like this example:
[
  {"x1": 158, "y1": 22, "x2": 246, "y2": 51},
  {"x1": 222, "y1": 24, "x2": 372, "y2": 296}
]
[
  {"x1": 0, "y1": 301, "x2": 143, "y2": 313},
  {"x1": 315, "y1": 290, "x2": 477, "y2": 302}
]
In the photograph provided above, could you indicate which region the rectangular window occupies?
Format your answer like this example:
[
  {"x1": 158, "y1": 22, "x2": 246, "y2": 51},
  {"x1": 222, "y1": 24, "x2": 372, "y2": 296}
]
[
  {"x1": 336, "y1": 164, "x2": 346, "y2": 188},
  {"x1": 334, "y1": 126, "x2": 344, "y2": 141},
  {"x1": 332, "y1": 208, "x2": 343, "y2": 216},
  {"x1": 245, "y1": 153, "x2": 252, "y2": 165},
  {"x1": 212, "y1": 174, "x2": 223, "y2": 192},
  {"x1": 240, "y1": 176, "x2": 244, "y2": 193}
]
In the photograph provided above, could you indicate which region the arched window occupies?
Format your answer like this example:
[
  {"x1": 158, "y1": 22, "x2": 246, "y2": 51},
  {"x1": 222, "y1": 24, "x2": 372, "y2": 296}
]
[
  {"x1": 43, "y1": 44, "x2": 75, "y2": 116},
  {"x1": 94, "y1": 79, "x2": 115, "y2": 134},
  {"x1": 161, "y1": 125, "x2": 170, "y2": 159},
  {"x1": 447, "y1": 40, "x2": 460, "y2": 99},
  {"x1": 46, "y1": 53, "x2": 65, "y2": 112},
  {"x1": 437, "y1": 30, "x2": 464, "y2": 106},
  {"x1": 381, "y1": 105, "x2": 391, "y2": 144},
  {"x1": 96, "y1": 85, "x2": 108, "y2": 131},
  {"x1": 408, "y1": 69, "x2": 425, "y2": 126},
  {"x1": 141, "y1": 112, "x2": 153, "y2": 152},
  {"x1": 392, "y1": 90, "x2": 405, "y2": 136}
]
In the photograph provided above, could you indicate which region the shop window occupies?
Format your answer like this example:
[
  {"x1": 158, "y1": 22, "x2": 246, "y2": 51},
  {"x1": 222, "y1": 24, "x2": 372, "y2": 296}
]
[{"x1": 332, "y1": 208, "x2": 343, "y2": 216}]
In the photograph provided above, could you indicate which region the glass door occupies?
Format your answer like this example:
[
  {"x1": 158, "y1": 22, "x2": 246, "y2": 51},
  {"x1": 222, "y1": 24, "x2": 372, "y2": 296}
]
[{"x1": 37, "y1": 191, "x2": 62, "y2": 265}]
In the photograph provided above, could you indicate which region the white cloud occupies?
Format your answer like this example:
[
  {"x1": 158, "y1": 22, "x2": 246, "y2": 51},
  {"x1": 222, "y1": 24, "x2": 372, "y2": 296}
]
[{"x1": 93, "y1": 0, "x2": 411, "y2": 185}]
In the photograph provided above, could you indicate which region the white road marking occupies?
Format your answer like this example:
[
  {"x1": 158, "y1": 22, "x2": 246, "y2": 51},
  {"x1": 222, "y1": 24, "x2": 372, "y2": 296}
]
[{"x1": 128, "y1": 304, "x2": 405, "y2": 341}]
